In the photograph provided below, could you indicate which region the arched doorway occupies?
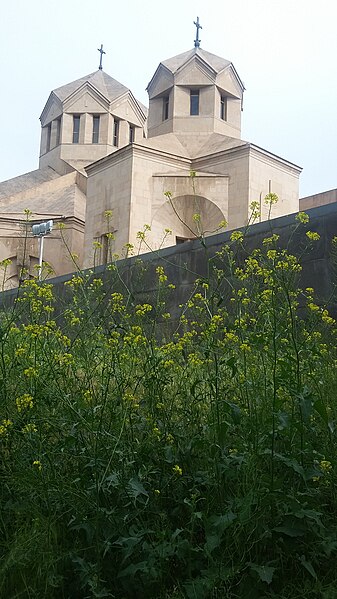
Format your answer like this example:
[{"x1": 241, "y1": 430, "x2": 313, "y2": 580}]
[{"x1": 152, "y1": 194, "x2": 226, "y2": 246}]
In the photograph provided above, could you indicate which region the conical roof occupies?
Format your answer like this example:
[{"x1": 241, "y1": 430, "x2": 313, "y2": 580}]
[
  {"x1": 161, "y1": 47, "x2": 231, "y2": 74},
  {"x1": 147, "y1": 47, "x2": 244, "y2": 92},
  {"x1": 53, "y1": 70, "x2": 129, "y2": 103}
]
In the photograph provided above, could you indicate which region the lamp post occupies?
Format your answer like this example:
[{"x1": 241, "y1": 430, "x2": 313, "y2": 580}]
[{"x1": 32, "y1": 220, "x2": 53, "y2": 281}]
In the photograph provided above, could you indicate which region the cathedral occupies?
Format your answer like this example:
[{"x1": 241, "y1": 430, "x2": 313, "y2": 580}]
[{"x1": 0, "y1": 25, "x2": 302, "y2": 288}]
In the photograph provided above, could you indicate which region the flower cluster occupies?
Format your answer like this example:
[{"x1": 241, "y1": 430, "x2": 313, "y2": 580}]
[
  {"x1": 16, "y1": 394, "x2": 34, "y2": 412},
  {"x1": 0, "y1": 419, "x2": 13, "y2": 436},
  {"x1": 135, "y1": 303, "x2": 153, "y2": 317}
]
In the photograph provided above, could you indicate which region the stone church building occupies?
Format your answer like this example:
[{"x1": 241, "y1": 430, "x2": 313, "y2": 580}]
[{"x1": 0, "y1": 40, "x2": 302, "y2": 288}]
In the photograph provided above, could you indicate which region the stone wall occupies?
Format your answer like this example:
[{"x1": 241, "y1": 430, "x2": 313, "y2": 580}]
[{"x1": 2, "y1": 201, "x2": 337, "y2": 316}]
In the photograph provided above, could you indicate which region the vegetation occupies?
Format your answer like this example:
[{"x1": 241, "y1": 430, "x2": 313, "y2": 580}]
[{"x1": 1, "y1": 203, "x2": 337, "y2": 598}]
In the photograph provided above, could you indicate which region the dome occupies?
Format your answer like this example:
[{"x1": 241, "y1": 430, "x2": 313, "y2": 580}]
[
  {"x1": 53, "y1": 70, "x2": 129, "y2": 103},
  {"x1": 161, "y1": 47, "x2": 232, "y2": 75}
]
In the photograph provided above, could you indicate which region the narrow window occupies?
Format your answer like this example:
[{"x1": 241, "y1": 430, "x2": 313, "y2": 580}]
[
  {"x1": 101, "y1": 234, "x2": 108, "y2": 264},
  {"x1": 92, "y1": 115, "x2": 100, "y2": 144},
  {"x1": 163, "y1": 96, "x2": 169, "y2": 121},
  {"x1": 113, "y1": 119, "x2": 119, "y2": 147},
  {"x1": 129, "y1": 125, "x2": 135, "y2": 143},
  {"x1": 220, "y1": 95, "x2": 227, "y2": 121},
  {"x1": 55, "y1": 117, "x2": 61, "y2": 146},
  {"x1": 46, "y1": 123, "x2": 52, "y2": 152},
  {"x1": 73, "y1": 115, "x2": 80, "y2": 143},
  {"x1": 190, "y1": 90, "x2": 199, "y2": 116}
]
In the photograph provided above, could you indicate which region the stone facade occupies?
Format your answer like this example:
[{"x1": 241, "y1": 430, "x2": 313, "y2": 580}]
[
  {"x1": 0, "y1": 45, "x2": 303, "y2": 287},
  {"x1": 0, "y1": 170, "x2": 86, "y2": 288},
  {"x1": 83, "y1": 48, "x2": 301, "y2": 266},
  {"x1": 0, "y1": 70, "x2": 146, "y2": 288}
]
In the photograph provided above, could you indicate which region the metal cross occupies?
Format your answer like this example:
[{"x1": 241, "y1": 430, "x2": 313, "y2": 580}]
[
  {"x1": 193, "y1": 17, "x2": 202, "y2": 48},
  {"x1": 97, "y1": 44, "x2": 106, "y2": 70}
]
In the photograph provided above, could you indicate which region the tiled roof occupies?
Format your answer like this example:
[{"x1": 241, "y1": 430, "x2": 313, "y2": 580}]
[
  {"x1": 53, "y1": 70, "x2": 129, "y2": 102},
  {"x1": 0, "y1": 182, "x2": 86, "y2": 221},
  {"x1": 0, "y1": 168, "x2": 60, "y2": 200},
  {"x1": 161, "y1": 48, "x2": 231, "y2": 74}
]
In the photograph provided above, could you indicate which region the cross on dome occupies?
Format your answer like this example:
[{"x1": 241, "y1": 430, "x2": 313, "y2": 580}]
[
  {"x1": 97, "y1": 44, "x2": 106, "y2": 70},
  {"x1": 193, "y1": 17, "x2": 202, "y2": 48}
]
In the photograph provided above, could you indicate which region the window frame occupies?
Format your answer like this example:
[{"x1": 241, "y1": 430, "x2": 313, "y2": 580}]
[
  {"x1": 46, "y1": 123, "x2": 52, "y2": 152},
  {"x1": 92, "y1": 115, "x2": 100, "y2": 144},
  {"x1": 129, "y1": 125, "x2": 135, "y2": 144},
  {"x1": 113, "y1": 119, "x2": 119, "y2": 147},
  {"x1": 163, "y1": 95, "x2": 169, "y2": 121},
  {"x1": 55, "y1": 117, "x2": 61, "y2": 146},
  {"x1": 72, "y1": 115, "x2": 80, "y2": 144},
  {"x1": 190, "y1": 89, "x2": 200, "y2": 116},
  {"x1": 220, "y1": 95, "x2": 227, "y2": 121}
]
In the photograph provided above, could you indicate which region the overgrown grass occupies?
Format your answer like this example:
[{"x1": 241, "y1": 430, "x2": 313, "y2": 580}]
[{"x1": 1, "y1": 212, "x2": 337, "y2": 598}]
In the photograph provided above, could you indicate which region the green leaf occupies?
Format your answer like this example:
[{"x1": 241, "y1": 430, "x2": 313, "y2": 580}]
[
  {"x1": 274, "y1": 453, "x2": 305, "y2": 479},
  {"x1": 299, "y1": 555, "x2": 317, "y2": 579},
  {"x1": 299, "y1": 394, "x2": 313, "y2": 422},
  {"x1": 249, "y1": 563, "x2": 275, "y2": 584},
  {"x1": 127, "y1": 476, "x2": 148, "y2": 500},
  {"x1": 226, "y1": 356, "x2": 237, "y2": 378},
  {"x1": 205, "y1": 511, "x2": 237, "y2": 553},
  {"x1": 105, "y1": 472, "x2": 119, "y2": 487},
  {"x1": 277, "y1": 411, "x2": 290, "y2": 430},
  {"x1": 313, "y1": 399, "x2": 328, "y2": 424},
  {"x1": 205, "y1": 533, "x2": 221, "y2": 553},
  {"x1": 208, "y1": 511, "x2": 237, "y2": 533},
  {"x1": 274, "y1": 525, "x2": 305, "y2": 537},
  {"x1": 184, "y1": 576, "x2": 213, "y2": 599},
  {"x1": 228, "y1": 402, "x2": 241, "y2": 424}
]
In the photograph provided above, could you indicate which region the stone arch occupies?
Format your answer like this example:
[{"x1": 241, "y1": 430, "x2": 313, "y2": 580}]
[
  {"x1": 151, "y1": 194, "x2": 226, "y2": 245},
  {"x1": 0, "y1": 253, "x2": 55, "y2": 290}
]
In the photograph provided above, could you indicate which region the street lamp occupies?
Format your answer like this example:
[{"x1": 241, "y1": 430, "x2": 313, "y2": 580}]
[{"x1": 32, "y1": 220, "x2": 53, "y2": 281}]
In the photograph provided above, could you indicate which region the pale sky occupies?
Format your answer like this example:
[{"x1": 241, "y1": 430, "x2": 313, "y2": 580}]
[{"x1": 1, "y1": 0, "x2": 336, "y2": 197}]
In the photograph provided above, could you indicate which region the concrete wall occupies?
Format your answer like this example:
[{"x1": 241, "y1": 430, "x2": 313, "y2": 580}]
[
  {"x1": 83, "y1": 149, "x2": 134, "y2": 267},
  {"x1": 300, "y1": 189, "x2": 337, "y2": 211},
  {"x1": 2, "y1": 201, "x2": 337, "y2": 317},
  {"x1": 248, "y1": 148, "x2": 300, "y2": 220}
]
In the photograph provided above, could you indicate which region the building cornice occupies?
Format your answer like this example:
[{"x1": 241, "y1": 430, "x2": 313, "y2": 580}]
[
  {"x1": 249, "y1": 144, "x2": 302, "y2": 173},
  {"x1": 146, "y1": 64, "x2": 173, "y2": 93},
  {"x1": 40, "y1": 92, "x2": 63, "y2": 124},
  {"x1": 193, "y1": 142, "x2": 302, "y2": 175},
  {"x1": 85, "y1": 142, "x2": 191, "y2": 176}
]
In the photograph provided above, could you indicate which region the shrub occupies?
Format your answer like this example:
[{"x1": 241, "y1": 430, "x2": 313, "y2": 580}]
[{"x1": 1, "y1": 216, "x2": 337, "y2": 598}]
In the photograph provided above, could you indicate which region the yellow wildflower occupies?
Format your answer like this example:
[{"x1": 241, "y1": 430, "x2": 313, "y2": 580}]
[
  {"x1": 306, "y1": 231, "x2": 320, "y2": 241},
  {"x1": 320, "y1": 460, "x2": 332, "y2": 473},
  {"x1": 0, "y1": 419, "x2": 13, "y2": 436},
  {"x1": 23, "y1": 367, "x2": 38, "y2": 378},
  {"x1": 16, "y1": 394, "x2": 34, "y2": 412},
  {"x1": 230, "y1": 231, "x2": 244, "y2": 242},
  {"x1": 296, "y1": 211, "x2": 309, "y2": 224},
  {"x1": 156, "y1": 266, "x2": 168, "y2": 283},
  {"x1": 22, "y1": 423, "x2": 37, "y2": 434},
  {"x1": 135, "y1": 303, "x2": 152, "y2": 316},
  {"x1": 264, "y1": 192, "x2": 278, "y2": 205}
]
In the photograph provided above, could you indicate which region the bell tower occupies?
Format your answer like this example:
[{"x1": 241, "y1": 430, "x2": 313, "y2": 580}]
[
  {"x1": 39, "y1": 70, "x2": 147, "y2": 175},
  {"x1": 146, "y1": 46, "x2": 245, "y2": 140}
]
